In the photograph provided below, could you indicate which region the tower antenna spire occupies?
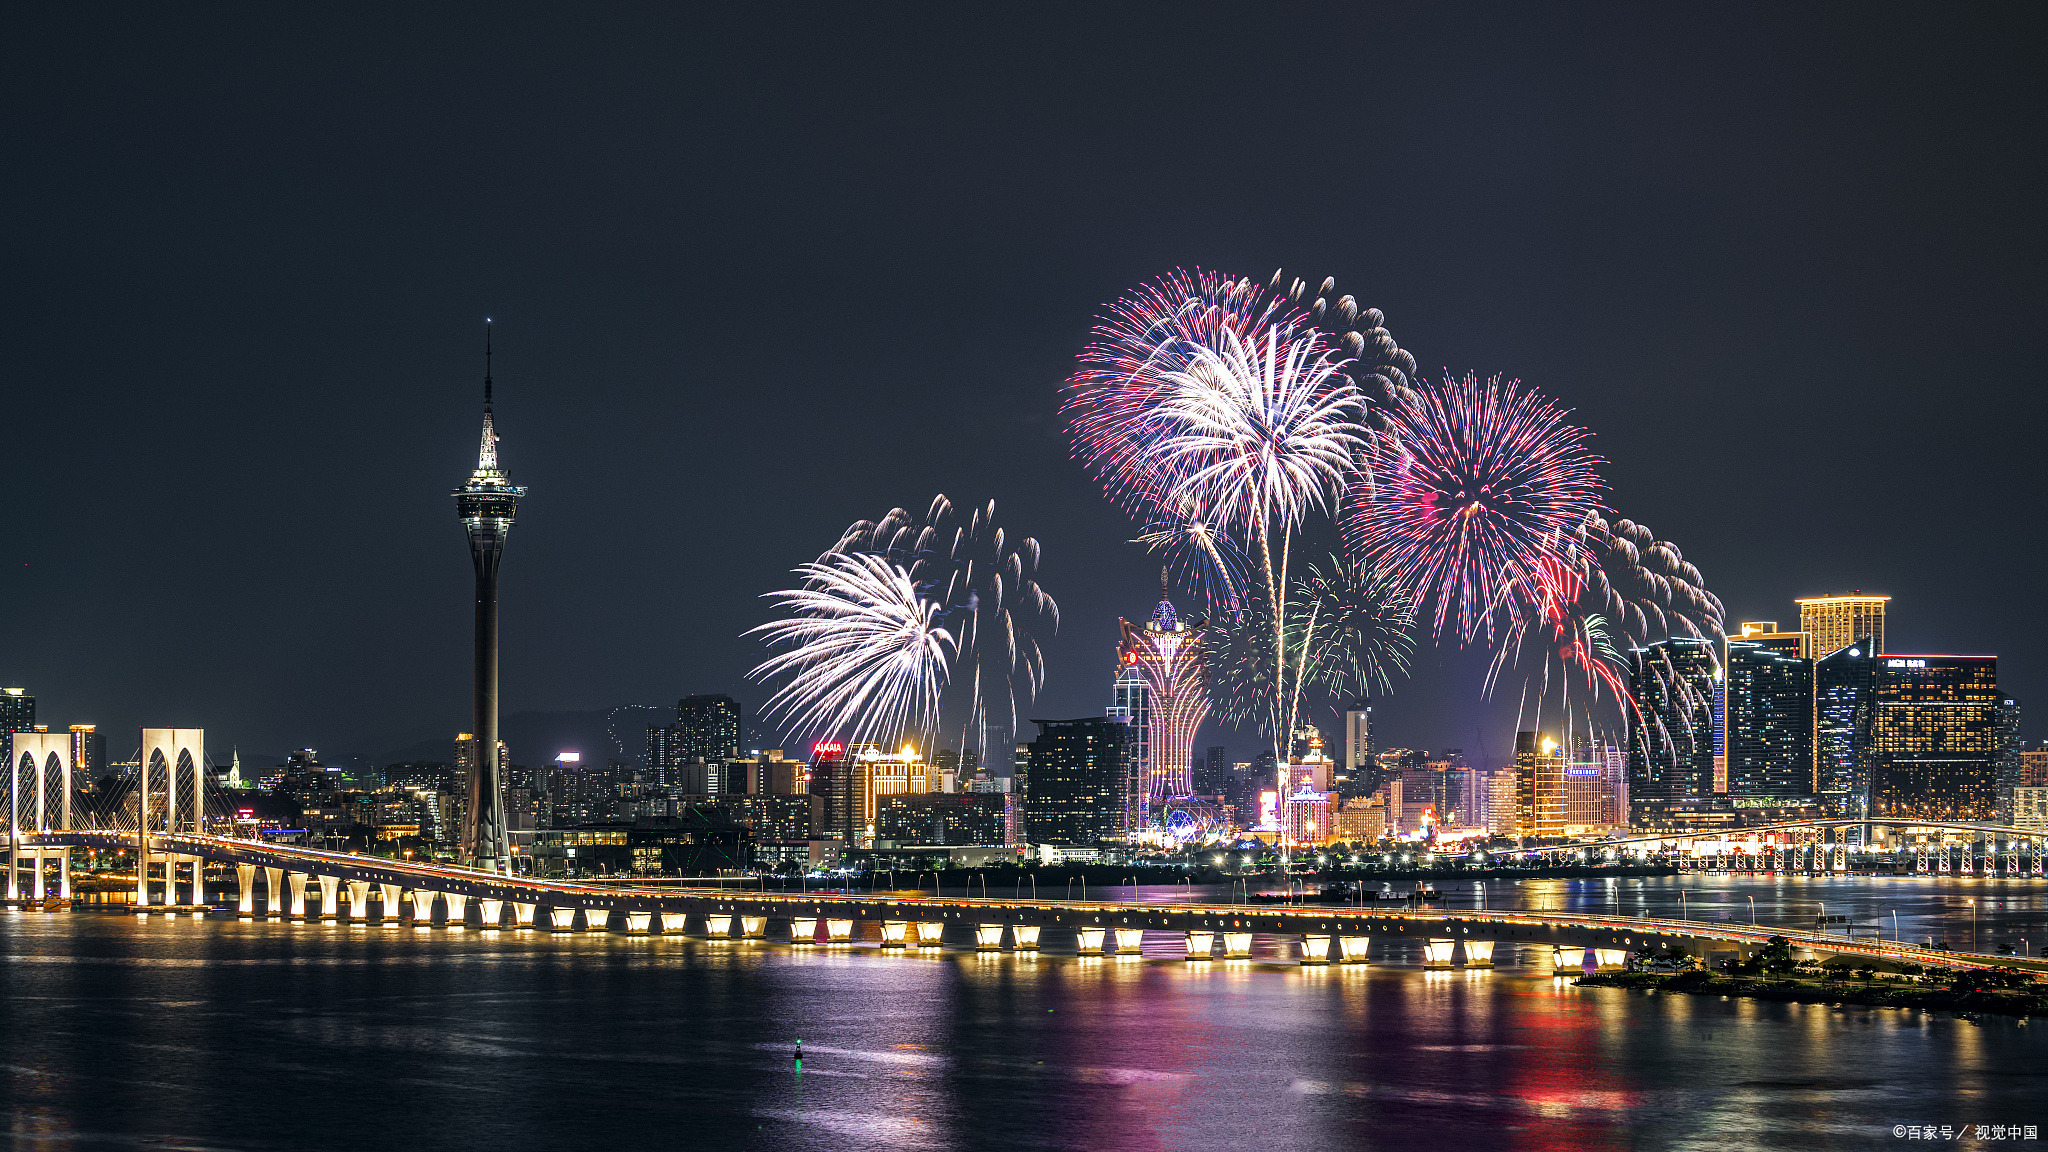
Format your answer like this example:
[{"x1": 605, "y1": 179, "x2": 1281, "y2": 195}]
[{"x1": 484, "y1": 318, "x2": 494, "y2": 413}]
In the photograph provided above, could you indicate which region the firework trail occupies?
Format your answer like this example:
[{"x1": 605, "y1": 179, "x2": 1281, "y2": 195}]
[
  {"x1": 830, "y1": 495, "x2": 1058, "y2": 757},
  {"x1": 746, "y1": 552, "x2": 954, "y2": 751},
  {"x1": 1130, "y1": 494, "x2": 1249, "y2": 614},
  {"x1": 1576, "y1": 512, "x2": 1726, "y2": 646},
  {"x1": 1345, "y1": 371, "x2": 1606, "y2": 648},
  {"x1": 1207, "y1": 554, "x2": 1416, "y2": 740}
]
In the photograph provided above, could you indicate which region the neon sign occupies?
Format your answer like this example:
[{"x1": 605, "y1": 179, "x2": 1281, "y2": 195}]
[
  {"x1": 1885, "y1": 659, "x2": 1926, "y2": 669},
  {"x1": 812, "y1": 740, "x2": 844, "y2": 757}
]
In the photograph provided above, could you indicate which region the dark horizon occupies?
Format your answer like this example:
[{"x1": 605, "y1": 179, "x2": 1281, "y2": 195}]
[{"x1": 4, "y1": 6, "x2": 2043, "y2": 767}]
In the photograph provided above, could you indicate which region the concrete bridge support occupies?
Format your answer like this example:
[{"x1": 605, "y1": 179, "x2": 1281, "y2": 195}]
[
  {"x1": 409, "y1": 889, "x2": 436, "y2": 925},
  {"x1": 790, "y1": 916, "x2": 817, "y2": 943},
  {"x1": 1338, "y1": 936, "x2": 1370, "y2": 963},
  {"x1": 1423, "y1": 939, "x2": 1455, "y2": 969},
  {"x1": 380, "y1": 884, "x2": 402, "y2": 923},
  {"x1": 548, "y1": 907, "x2": 576, "y2": 931},
  {"x1": 976, "y1": 923, "x2": 1005, "y2": 950},
  {"x1": 237, "y1": 864, "x2": 256, "y2": 915},
  {"x1": 1223, "y1": 932, "x2": 1253, "y2": 959},
  {"x1": 319, "y1": 876, "x2": 340, "y2": 920},
  {"x1": 1012, "y1": 925, "x2": 1040, "y2": 951},
  {"x1": 348, "y1": 881, "x2": 370, "y2": 923},
  {"x1": 1183, "y1": 930, "x2": 1214, "y2": 960},
  {"x1": 742, "y1": 916, "x2": 766, "y2": 938},
  {"x1": 881, "y1": 920, "x2": 910, "y2": 947},
  {"x1": 825, "y1": 918, "x2": 852, "y2": 943},
  {"x1": 1463, "y1": 940, "x2": 1495, "y2": 969},
  {"x1": 1301, "y1": 933, "x2": 1331, "y2": 964},
  {"x1": 513, "y1": 902, "x2": 536, "y2": 928},
  {"x1": 265, "y1": 868, "x2": 284, "y2": 917},
  {"x1": 1114, "y1": 928, "x2": 1144, "y2": 955},
  {"x1": 915, "y1": 921, "x2": 943, "y2": 948},
  {"x1": 288, "y1": 873, "x2": 309, "y2": 920},
  {"x1": 582, "y1": 908, "x2": 609, "y2": 931},
  {"x1": 626, "y1": 911, "x2": 652, "y2": 934},
  {"x1": 444, "y1": 894, "x2": 468, "y2": 927},
  {"x1": 1076, "y1": 926, "x2": 1106, "y2": 955},
  {"x1": 706, "y1": 915, "x2": 733, "y2": 938},
  {"x1": 479, "y1": 899, "x2": 502, "y2": 929}
]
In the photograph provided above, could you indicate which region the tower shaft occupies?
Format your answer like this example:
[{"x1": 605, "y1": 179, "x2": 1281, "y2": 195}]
[{"x1": 454, "y1": 328, "x2": 525, "y2": 872}]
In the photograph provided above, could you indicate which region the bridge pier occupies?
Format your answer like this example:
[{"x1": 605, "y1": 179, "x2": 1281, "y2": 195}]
[
  {"x1": 706, "y1": 915, "x2": 732, "y2": 938},
  {"x1": 1183, "y1": 930, "x2": 1214, "y2": 960},
  {"x1": 408, "y1": 889, "x2": 436, "y2": 925},
  {"x1": 626, "y1": 911, "x2": 652, "y2": 934},
  {"x1": 479, "y1": 899, "x2": 502, "y2": 929},
  {"x1": 288, "y1": 873, "x2": 309, "y2": 920},
  {"x1": 444, "y1": 893, "x2": 469, "y2": 928},
  {"x1": 548, "y1": 907, "x2": 575, "y2": 931},
  {"x1": 1463, "y1": 940, "x2": 1495, "y2": 969},
  {"x1": 1075, "y1": 926, "x2": 1105, "y2": 955},
  {"x1": 582, "y1": 908, "x2": 610, "y2": 931},
  {"x1": 881, "y1": 920, "x2": 910, "y2": 947},
  {"x1": 319, "y1": 875, "x2": 340, "y2": 920},
  {"x1": 348, "y1": 881, "x2": 370, "y2": 923},
  {"x1": 1423, "y1": 939, "x2": 1455, "y2": 969},
  {"x1": 380, "y1": 884, "x2": 402, "y2": 923},
  {"x1": 976, "y1": 923, "x2": 1005, "y2": 950},
  {"x1": 742, "y1": 916, "x2": 766, "y2": 939},
  {"x1": 1114, "y1": 928, "x2": 1144, "y2": 955},
  {"x1": 825, "y1": 918, "x2": 852, "y2": 943},
  {"x1": 1338, "y1": 935, "x2": 1370, "y2": 963},
  {"x1": 1223, "y1": 931, "x2": 1253, "y2": 959},
  {"x1": 513, "y1": 902, "x2": 536, "y2": 928},
  {"x1": 237, "y1": 864, "x2": 256, "y2": 915},
  {"x1": 1301, "y1": 933, "x2": 1332, "y2": 964},
  {"x1": 915, "y1": 921, "x2": 944, "y2": 948},
  {"x1": 1012, "y1": 925, "x2": 1040, "y2": 951}
]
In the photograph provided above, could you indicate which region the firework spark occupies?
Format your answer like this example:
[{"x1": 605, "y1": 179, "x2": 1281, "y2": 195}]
[
  {"x1": 746, "y1": 552, "x2": 954, "y2": 750},
  {"x1": 1346, "y1": 371, "x2": 1606, "y2": 647},
  {"x1": 830, "y1": 495, "x2": 1057, "y2": 756},
  {"x1": 1576, "y1": 512, "x2": 1725, "y2": 646}
]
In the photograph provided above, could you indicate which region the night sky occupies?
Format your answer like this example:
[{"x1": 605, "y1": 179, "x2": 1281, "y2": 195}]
[{"x1": 6, "y1": 6, "x2": 2044, "y2": 769}]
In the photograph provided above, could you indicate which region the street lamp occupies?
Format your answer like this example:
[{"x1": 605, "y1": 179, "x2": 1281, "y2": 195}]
[
  {"x1": 1745, "y1": 895, "x2": 1755, "y2": 926},
  {"x1": 1967, "y1": 898, "x2": 1975, "y2": 950}
]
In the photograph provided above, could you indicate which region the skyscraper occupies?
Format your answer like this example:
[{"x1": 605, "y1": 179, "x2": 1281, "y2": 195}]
[
  {"x1": 1995, "y1": 696, "x2": 2022, "y2": 824},
  {"x1": 1796, "y1": 593, "x2": 1889, "y2": 659},
  {"x1": 1117, "y1": 582, "x2": 1208, "y2": 820},
  {"x1": 453, "y1": 330, "x2": 525, "y2": 873},
  {"x1": 1023, "y1": 717, "x2": 1123, "y2": 846},
  {"x1": 1197, "y1": 745, "x2": 1227, "y2": 795},
  {"x1": 675, "y1": 694, "x2": 743, "y2": 761},
  {"x1": 1814, "y1": 637, "x2": 1877, "y2": 816},
  {"x1": 1724, "y1": 639, "x2": 1815, "y2": 798},
  {"x1": 1872, "y1": 654, "x2": 2000, "y2": 821},
  {"x1": 69, "y1": 725, "x2": 103, "y2": 784},
  {"x1": 1625, "y1": 637, "x2": 1720, "y2": 828},
  {"x1": 1341, "y1": 700, "x2": 1372, "y2": 798},
  {"x1": 1514, "y1": 731, "x2": 1566, "y2": 840},
  {"x1": 1, "y1": 689, "x2": 33, "y2": 763},
  {"x1": 1106, "y1": 659, "x2": 1149, "y2": 835}
]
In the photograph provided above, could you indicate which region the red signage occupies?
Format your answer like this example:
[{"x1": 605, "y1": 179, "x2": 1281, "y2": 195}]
[{"x1": 812, "y1": 740, "x2": 844, "y2": 757}]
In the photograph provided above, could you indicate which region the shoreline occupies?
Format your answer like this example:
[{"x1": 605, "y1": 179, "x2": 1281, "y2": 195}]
[{"x1": 1577, "y1": 970, "x2": 2044, "y2": 1019}]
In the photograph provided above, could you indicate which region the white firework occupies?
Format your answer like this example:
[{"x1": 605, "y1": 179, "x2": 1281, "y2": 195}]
[{"x1": 747, "y1": 552, "x2": 954, "y2": 750}]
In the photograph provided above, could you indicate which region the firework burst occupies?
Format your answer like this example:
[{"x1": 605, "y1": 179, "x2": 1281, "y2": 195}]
[
  {"x1": 1346, "y1": 371, "x2": 1606, "y2": 647},
  {"x1": 746, "y1": 552, "x2": 954, "y2": 750},
  {"x1": 828, "y1": 495, "x2": 1057, "y2": 756}
]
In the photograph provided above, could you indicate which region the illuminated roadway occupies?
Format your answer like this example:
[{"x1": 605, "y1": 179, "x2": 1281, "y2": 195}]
[{"x1": 22, "y1": 831, "x2": 2046, "y2": 976}]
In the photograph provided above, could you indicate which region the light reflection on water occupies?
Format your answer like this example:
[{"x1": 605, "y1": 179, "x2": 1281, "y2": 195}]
[{"x1": 0, "y1": 903, "x2": 2040, "y2": 1151}]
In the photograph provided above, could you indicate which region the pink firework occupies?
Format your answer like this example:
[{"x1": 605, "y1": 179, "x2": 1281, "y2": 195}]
[{"x1": 1347, "y1": 371, "x2": 1606, "y2": 646}]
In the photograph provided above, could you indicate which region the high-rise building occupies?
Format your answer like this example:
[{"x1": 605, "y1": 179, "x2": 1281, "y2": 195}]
[
  {"x1": 1196, "y1": 746, "x2": 1227, "y2": 795},
  {"x1": 1106, "y1": 658, "x2": 1150, "y2": 835},
  {"x1": 2021, "y1": 745, "x2": 2048, "y2": 788},
  {"x1": 1022, "y1": 717, "x2": 1123, "y2": 846},
  {"x1": 2015, "y1": 786, "x2": 2048, "y2": 834},
  {"x1": 1995, "y1": 696, "x2": 2022, "y2": 824},
  {"x1": 1, "y1": 688, "x2": 33, "y2": 763},
  {"x1": 68, "y1": 724, "x2": 103, "y2": 784},
  {"x1": 1872, "y1": 654, "x2": 2000, "y2": 821},
  {"x1": 676, "y1": 694, "x2": 743, "y2": 762},
  {"x1": 1796, "y1": 593, "x2": 1889, "y2": 660},
  {"x1": 1732, "y1": 621, "x2": 1812, "y2": 659},
  {"x1": 1815, "y1": 637, "x2": 1877, "y2": 816},
  {"x1": 1514, "y1": 731, "x2": 1567, "y2": 839},
  {"x1": 453, "y1": 328, "x2": 525, "y2": 873},
  {"x1": 1625, "y1": 637, "x2": 1719, "y2": 824},
  {"x1": 1724, "y1": 639, "x2": 1815, "y2": 798},
  {"x1": 1341, "y1": 701, "x2": 1372, "y2": 793},
  {"x1": 1118, "y1": 585, "x2": 1208, "y2": 820},
  {"x1": 876, "y1": 793, "x2": 1009, "y2": 846},
  {"x1": 1486, "y1": 770, "x2": 1518, "y2": 837},
  {"x1": 808, "y1": 740, "x2": 853, "y2": 842},
  {"x1": 644, "y1": 725, "x2": 685, "y2": 786}
]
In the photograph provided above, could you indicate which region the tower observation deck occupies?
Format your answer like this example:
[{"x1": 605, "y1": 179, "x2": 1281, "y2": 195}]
[{"x1": 454, "y1": 324, "x2": 526, "y2": 873}]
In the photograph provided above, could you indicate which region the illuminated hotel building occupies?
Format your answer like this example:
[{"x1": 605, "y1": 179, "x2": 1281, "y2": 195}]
[
  {"x1": 1115, "y1": 583, "x2": 1208, "y2": 828},
  {"x1": 1871, "y1": 654, "x2": 2000, "y2": 821},
  {"x1": 1106, "y1": 662, "x2": 1148, "y2": 835},
  {"x1": 1625, "y1": 637, "x2": 1719, "y2": 826},
  {"x1": 1724, "y1": 635, "x2": 1815, "y2": 798},
  {"x1": 1814, "y1": 638, "x2": 1877, "y2": 816},
  {"x1": 1796, "y1": 593, "x2": 1888, "y2": 659},
  {"x1": 1513, "y1": 731, "x2": 1566, "y2": 839}
]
